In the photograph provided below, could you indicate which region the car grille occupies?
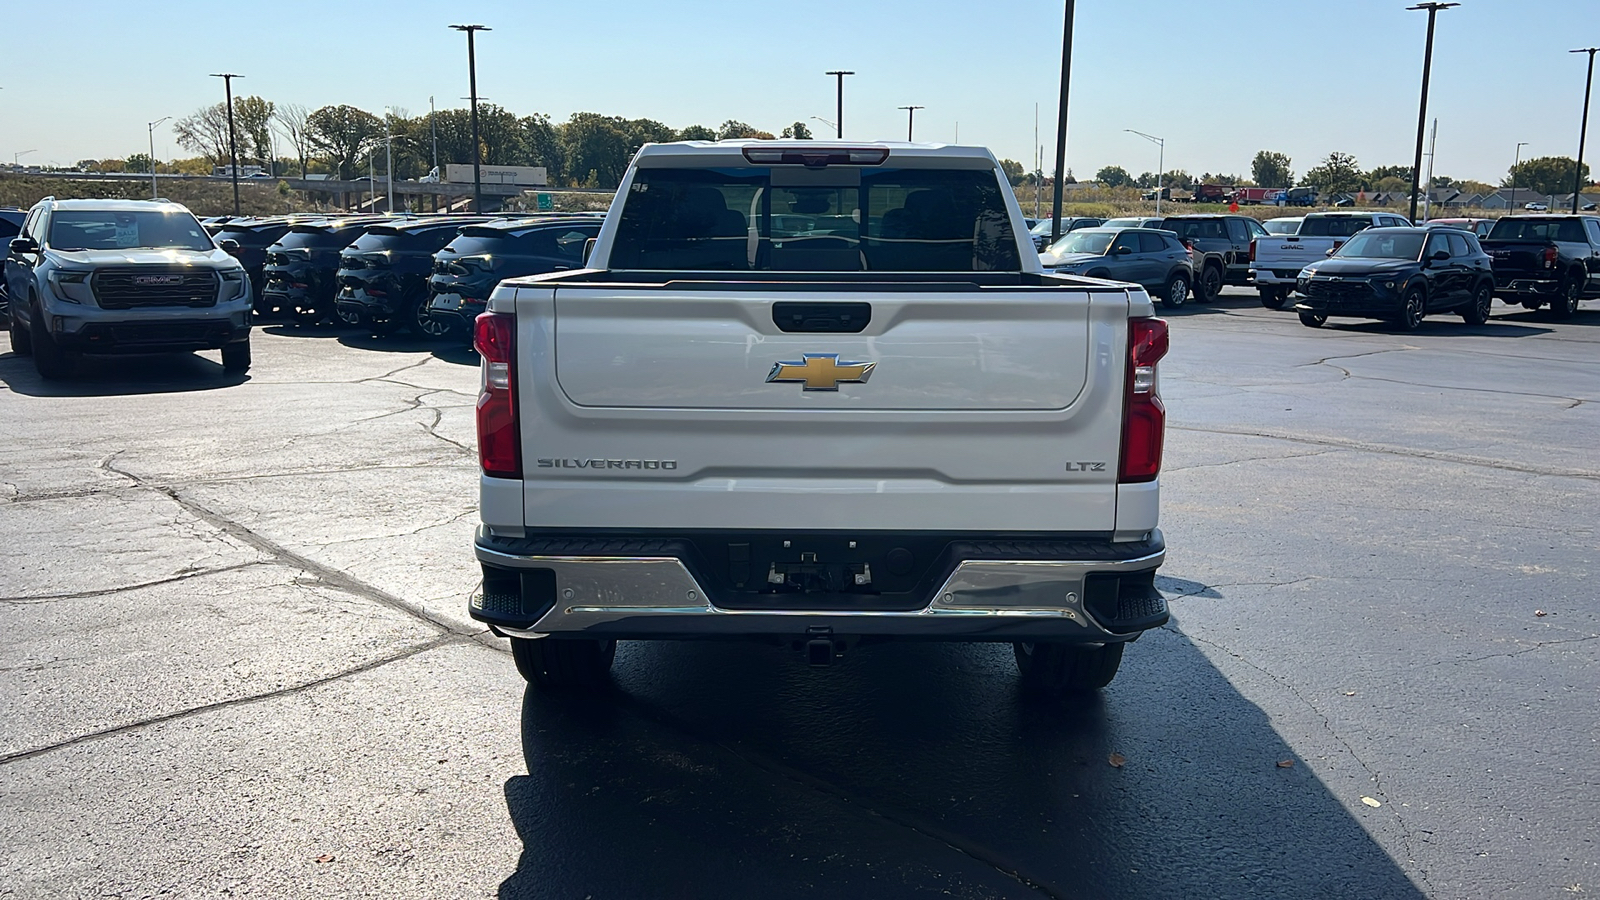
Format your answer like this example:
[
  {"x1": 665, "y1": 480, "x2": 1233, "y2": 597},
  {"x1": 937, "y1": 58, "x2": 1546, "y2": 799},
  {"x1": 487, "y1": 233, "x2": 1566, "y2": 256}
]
[
  {"x1": 92, "y1": 268, "x2": 218, "y2": 309},
  {"x1": 83, "y1": 321, "x2": 232, "y2": 345},
  {"x1": 1303, "y1": 280, "x2": 1375, "y2": 306}
]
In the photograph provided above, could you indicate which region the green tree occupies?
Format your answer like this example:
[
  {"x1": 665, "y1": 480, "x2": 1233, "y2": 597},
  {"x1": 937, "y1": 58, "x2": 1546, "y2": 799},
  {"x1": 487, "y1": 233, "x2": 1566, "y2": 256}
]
[
  {"x1": 306, "y1": 104, "x2": 382, "y2": 180},
  {"x1": 562, "y1": 113, "x2": 632, "y2": 188},
  {"x1": 124, "y1": 153, "x2": 156, "y2": 174},
  {"x1": 521, "y1": 113, "x2": 565, "y2": 185},
  {"x1": 1300, "y1": 152, "x2": 1363, "y2": 193},
  {"x1": 718, "y1": 120, "x2": 774, "y2": 140},
  {"x1": 1504, "y1": 156, "x2": 1590, "y2": 196},
  {"x1": 1251, "y1": 150, "x2": 1293, "y2": 188},
  {"x1": 233, "y1": 96, "x2": 276, "y2": 169},
  {"x1": 675, "y1": 124, "x2": 718, "y2": 141},
  {"x1": 999, "y1": 159, "x2": 1026, "y2": 186},
  {"x1": 780, "y1": 121, "x2": 814, "y2": 139},
  {"x1": 1095, "y1": 165, "x2": 1133, "y2": 188},
  {"x1": 173, "y1": 103, "x2": 231, "y2": 167}
]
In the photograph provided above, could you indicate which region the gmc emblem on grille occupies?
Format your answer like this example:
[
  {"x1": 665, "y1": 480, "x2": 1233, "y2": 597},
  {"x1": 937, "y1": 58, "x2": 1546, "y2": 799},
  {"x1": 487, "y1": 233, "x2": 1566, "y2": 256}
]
[{"x1": 133, "y1": 275, "x2": 184, "y2": 286}]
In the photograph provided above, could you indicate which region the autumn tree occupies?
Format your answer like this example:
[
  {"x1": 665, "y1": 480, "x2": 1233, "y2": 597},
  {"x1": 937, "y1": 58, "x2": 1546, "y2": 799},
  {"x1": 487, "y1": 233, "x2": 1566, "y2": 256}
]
[
  {"x1": 306, "y1": 104, "x2": 382, "y2": 179},
  {"x1": 1299, "y1": 152, "x2": 1363, "y2": 193},
  {"x1": 1251, "y1": 150, "x2": 1293, "y2": 188},
  {"x1": 1095, "y1": 165, "x2": 1133, "y2": 187},
  {"x1": 274, "y1": 103, "x2": 313, "y2": 177},
  {"x1": 1505, "y1": 156, "x2": 1590, "y2": 196}
]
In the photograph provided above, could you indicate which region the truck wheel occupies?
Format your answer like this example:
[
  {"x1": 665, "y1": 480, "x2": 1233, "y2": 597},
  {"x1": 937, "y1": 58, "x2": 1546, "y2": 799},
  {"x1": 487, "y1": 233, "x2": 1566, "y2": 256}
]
[
  {"x1": 510, "y1": 637, "x2": 616, "y2": 689},
  {"x1": 1013, "y1": 641, "x2": 1124, "y2": 694},
  {"x1": 9, "y1": 302, "x2": 33, "y2": 356},
  {"x1": 1161, "y1": 273, "x2": 1189, "y2": 309},
  {"x1": 1550, "y1": 277, "x2": 1582, "y2": 319},
  {"x1": 1398, "y1": 287, "x2": 1426, "y2": 332},
  {"x1": 1260, "y1": 287, "x2": 1288, "y2": 310},
  {"x1": 1462, "y1": 283, "x2": 1492, "y2": 325},
  {"x1": 408, "y1": 294, "x2": 453, "y2": 339},
  {"x1": 222, "y1": 339, "x2": 252, "y2": 375},
  {"x1": 1198, "y1": 265, "x2": 1223, "y2": 302}
]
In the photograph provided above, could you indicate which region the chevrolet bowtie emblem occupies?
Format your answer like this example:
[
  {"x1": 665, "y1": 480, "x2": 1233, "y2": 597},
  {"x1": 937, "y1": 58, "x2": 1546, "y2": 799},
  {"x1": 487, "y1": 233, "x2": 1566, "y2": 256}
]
[{"x1": 766, "y1": 353, "x2": 877, "y2": 391}]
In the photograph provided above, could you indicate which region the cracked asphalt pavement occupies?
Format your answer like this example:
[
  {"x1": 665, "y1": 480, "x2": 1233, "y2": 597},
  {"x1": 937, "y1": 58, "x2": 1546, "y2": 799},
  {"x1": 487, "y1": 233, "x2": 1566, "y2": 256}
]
[{"x1": 1, "y1": 293, "x2": 1597, "y2": 899}]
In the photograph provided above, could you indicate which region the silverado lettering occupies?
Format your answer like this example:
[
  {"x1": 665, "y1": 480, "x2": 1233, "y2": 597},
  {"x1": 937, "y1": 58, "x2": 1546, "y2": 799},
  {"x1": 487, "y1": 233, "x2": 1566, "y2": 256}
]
[{"x1": 535, "y1": 459, "x2": 678, "y2": 470}]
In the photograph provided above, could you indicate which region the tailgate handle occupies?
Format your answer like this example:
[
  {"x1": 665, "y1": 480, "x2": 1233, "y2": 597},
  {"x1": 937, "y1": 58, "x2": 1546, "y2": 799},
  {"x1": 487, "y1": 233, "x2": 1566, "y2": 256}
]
[{"x1": 772, "y1": 301, "x2": 872, "y2": 334}]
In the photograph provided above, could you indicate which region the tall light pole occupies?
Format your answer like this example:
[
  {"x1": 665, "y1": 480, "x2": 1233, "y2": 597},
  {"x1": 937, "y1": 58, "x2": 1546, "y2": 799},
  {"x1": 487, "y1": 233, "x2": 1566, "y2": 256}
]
[
  {"x1": 383, "y1": 107, "x2": 394, "y2": 214},
  {"x1": 1049, "y1": 0, "x2": 1076, "y2": 245},
  {"x1": 209, "y1": 73, "x2": 244, "y2": 216},
  {"x1": 429, "y1": 95, "x2": 439, "y2": 175},
  {"x1": 1126, "y1": 129, "x2": 1165, "y2": 214},
  {"x1": 810, "y1": 115, "x2": 836, "y2": 135},
  {"x1": 14, "y1": 150, "x2": 36, "y2": 167},
  {"x1": 825, "y1": 70, "x2": 854, "y2": 138},
  {"x1": 147, "y1": 116, "x2": 170, "y2": 199},
  {"x1": 897, "y1": 105, "x2": 925, "y2": 141},
  {"x1": 450, "y1": 24, "x2": 491, "y2": 213},
  {"x1": 1406, "y1": 3, "x2": 1456, "y2": 223},
  {"x1": 1509, "y1": 141, "x2": 1528, "y2": 214},
  {"x1": 1570, "y1": 47, "x2": 1598, "y2": 213}
]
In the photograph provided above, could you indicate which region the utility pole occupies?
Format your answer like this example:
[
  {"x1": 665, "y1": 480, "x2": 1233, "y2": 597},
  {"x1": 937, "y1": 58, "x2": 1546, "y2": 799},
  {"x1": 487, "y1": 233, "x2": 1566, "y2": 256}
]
[
  {"x1": 450, "y1": 24, "x2": 491, "y2": 213},
  {"x1": 1126, "y1": 129, "x2": 1165, "y2": 214},
  {"x1": 385, "y1": 112, "x2": 394, "y2": 214},
  {"x1": 1406, "y1": 3, "x2": 1456, "y2": 223},
  {"x1": 210, "y1": 73, "x2": 244, "y2": 216},
  {"x1": 1570, "y1": 47, "x2": 1598, "y2": 212},
  {"x1": 147, "y1": 116, "x2": 170, "y2": 199},
  {"x1": 1050, "y1": 0, "x2": 1076, "y2": 245},
  {"x1": 429, "y1": 95, "x2": 439, "y2": 175},
  {"x1": 825, "y1": 70, "x2": 854, "y2": 138},
  {"x1": 1510, "y1": 141, "x2": 1528, "y2": 214},
  {"x1": 1422, "y1": 118, "x2": 1437, "y2": 220},
  {"x1": 898, "y1": 105, "x2": 924, "y2": 141}
]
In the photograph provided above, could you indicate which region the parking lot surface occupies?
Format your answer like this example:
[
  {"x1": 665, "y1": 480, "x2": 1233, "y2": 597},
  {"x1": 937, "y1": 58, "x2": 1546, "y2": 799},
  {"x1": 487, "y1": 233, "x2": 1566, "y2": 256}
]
[{"x1": 2, "y1": 293, "x2": 1597, "y2": 899}]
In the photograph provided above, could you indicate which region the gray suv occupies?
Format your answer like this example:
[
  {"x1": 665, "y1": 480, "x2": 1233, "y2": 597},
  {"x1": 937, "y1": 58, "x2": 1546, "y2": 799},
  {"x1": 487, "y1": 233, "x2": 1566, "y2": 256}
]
[
  {"x1": 1041, "y1": 227, "x2": 1195, "y2": 307},
  {"x1": 4, "y1": 199, "x2": 253, "y2": 379}
]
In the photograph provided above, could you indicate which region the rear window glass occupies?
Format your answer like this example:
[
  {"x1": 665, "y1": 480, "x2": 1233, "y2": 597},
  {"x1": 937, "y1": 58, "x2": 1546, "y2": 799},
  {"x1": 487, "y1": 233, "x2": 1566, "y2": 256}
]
[
  {"x1": 1486, "y1": 218, "x2": 1587, "y2": 242},
  {"x1": 1300, "y1": 216, "x2": 1375, "y2": 237},
  {"x1": 48, "y1": 209, "x2": 212, "y2": 251},
  {"x1": 609, "y1": 166, "x2": 1021, "y2": 271},
  {"x1": 1264, "y1": 219, "x2": 1301, "y2": 234}
]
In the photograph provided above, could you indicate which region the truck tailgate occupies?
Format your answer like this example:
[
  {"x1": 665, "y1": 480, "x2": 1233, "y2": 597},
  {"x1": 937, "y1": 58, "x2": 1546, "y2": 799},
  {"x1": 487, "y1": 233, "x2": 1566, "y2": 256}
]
[
  {"x1": 510, "y1": 280, "x2": 1134, "y2": 533},
  {"x1": 1480, "y1": 240, "x2": 1551, "y2": 274}
]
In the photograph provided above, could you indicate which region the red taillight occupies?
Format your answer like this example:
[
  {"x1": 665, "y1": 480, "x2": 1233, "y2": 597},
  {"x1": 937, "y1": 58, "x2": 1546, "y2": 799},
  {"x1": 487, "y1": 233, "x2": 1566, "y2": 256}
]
[
  {"x1": 1119, "y1": 318, "x2": 1168, "y2": 483},
  {"x1": 1248, "y1": 238, "x2": 1257, "y2": 262},
  {"x1": 474, "y1": 311, "x2": 520, "y2": 479},
  {"x1": 1543, "y1": 246, "x2": 1558, "y2": 268}
]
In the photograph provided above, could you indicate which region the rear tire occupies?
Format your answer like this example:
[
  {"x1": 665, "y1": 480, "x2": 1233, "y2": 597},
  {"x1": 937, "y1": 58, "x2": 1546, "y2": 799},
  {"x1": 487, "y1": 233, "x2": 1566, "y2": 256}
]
[
  {"x1": 10, "y1": 302, "x2": 33, "y2": 356},
  {"x1": 1462, "y1": 283, "x2": 1492, "y2": 325},
  {"x1": 1161, "y1": 273, "x2": 1189, "y2": 309},
  {"x1": 30, "y1": 305, "x2": 72, "y2": 380},
  {"x1": 1260, "y1": 286, "x2": 1289, "y2": 310},
  {"x1": 1298, "y1": 311, "x2": 1327, "y2": 328},
  {"x1": 1550, "y1": 276, "x2": 1582, "y2": 319},
  {"x1": 510, "y1": 637, "x2": 617, "y2": 689},
  {"x1": 1014, "y1": 641, "x2": 1124, "y2": 694},
  {"x1": 1198, "y1": 265, "x2": 1223, "y2": 302},
  {"x1": 407, "y1": 293, "x2": 453, "y2": 339},
  {"x1": 222, "y1": 339, "x2": 251, "y2": 375}
]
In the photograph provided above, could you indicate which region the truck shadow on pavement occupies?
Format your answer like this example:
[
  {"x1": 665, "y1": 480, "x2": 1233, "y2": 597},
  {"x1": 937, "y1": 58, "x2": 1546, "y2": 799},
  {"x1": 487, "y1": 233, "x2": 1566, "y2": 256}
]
[
  {"x1": 499, "y1": 625, "x2": 1426, "y2": 900},
  {"x1": 0, "y1": 348, "x2": 246, "y2": 396}
]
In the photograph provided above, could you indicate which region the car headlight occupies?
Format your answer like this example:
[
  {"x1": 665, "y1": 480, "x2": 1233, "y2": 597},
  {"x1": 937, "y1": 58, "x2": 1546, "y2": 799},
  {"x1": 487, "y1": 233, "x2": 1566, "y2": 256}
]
[
  {"x1": 221, "y1": 268, "x2": 249, "y2": 300},
  {"x1": 47, "y1": 270, "x2": 91, "y2": 303}
]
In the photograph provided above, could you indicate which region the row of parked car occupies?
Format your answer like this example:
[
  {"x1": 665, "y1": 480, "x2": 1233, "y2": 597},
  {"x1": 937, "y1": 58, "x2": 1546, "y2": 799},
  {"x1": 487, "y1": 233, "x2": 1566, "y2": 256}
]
[
  {"x1": 200, "y1": 212, "x2": 603, "y2": 343},
  {"x1": 1029, "y1": 209, "x2": 1600, "y2": 331}
]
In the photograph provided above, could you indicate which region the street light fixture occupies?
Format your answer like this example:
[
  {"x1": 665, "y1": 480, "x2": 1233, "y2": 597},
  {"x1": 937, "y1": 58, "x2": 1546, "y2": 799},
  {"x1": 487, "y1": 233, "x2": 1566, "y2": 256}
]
[
  {"x1": 897, "y1": 106, "x2": 925, "y2": 142},
  {"x1": 1509, "y1": 141, "x2": 1528, "y2": 213},
  {"x1": 810, "y1": 115, "x2": 837, "y2": 135},
  {"x1": 1049, "y1": 0, "x2": 1077, "y2": 245},
  {"x1": 147, "y1": 116, "x2": 170, "y2": 199},
  {"x1": 1126, "y1": 129, "x2": 1166, "y2": 215},
  {"x1": 14, "y1": 149, "x2": 36, "y2": 167},
  {"x1": 1405, "y1": 3, "x2": 1456, "y2": 223},
  {"x1": 1570, "y1": 47, "x2": 1598, "y2": 213},
  {"x1": 825, "y1": 70, "x2": 854, "y2": 138},
  {"x1": 449, "y1": 24, "x2": 491, "y2": 213},
  {"x1": 209, "y1": 73, "x2": 244, "y2": 216}
]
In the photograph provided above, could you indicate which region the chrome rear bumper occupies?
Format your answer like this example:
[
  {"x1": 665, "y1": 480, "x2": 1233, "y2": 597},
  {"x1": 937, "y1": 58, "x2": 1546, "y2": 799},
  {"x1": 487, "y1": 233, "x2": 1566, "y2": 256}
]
[{"x1": 472, "y1": 533, "x2": 1166, "y2": 643}]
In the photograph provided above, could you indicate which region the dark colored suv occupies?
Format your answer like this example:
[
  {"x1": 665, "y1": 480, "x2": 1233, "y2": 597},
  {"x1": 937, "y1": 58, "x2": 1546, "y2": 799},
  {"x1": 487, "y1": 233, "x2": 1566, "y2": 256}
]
[
  {"x1": 427, "y1": 216, "x2": 603, "y2": 339},
  {"x1": 215, "y1": 216, "x2": 322, "y2": 313},
  {"x1": 335, "y1": 216, "x2": 489, "y2": 336},
  {"x1": 0, "y1": 207, "x2": 25, "y2": 325},
  {"x1": 1294, "y1": 226, "x2": 1495, "y2": 331},
  {"x1": 1157, "y1": 214, "x2": 1270, "y2": 300},
  {"x1": 261, "y1": 216, "x2": 388, "y2": 325}
]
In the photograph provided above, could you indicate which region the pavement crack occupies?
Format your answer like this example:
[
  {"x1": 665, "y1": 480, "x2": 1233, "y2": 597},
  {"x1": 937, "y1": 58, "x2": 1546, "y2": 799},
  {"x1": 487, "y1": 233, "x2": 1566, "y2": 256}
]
[
  {"x1": 1165, "y1": 449, "x2": 1338, "y2": 474},
  {"x1": 0, "y1": 561, "x2": 272, "y2": 604},
  {"x1": 1432, "y1": 633, "x2": 1600, "y2": 666},
  {"x1": 0, "y1": 634, "x2": 464, "y2": 766},
  {"x1": 1169, "y1": 425, "x2": 1600, "y2": 481}
]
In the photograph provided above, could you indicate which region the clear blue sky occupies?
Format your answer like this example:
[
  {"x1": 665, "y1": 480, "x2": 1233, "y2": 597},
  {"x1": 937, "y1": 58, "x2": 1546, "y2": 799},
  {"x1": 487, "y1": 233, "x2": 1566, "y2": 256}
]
[{"x1": 3, "y1": 0, "x2": 1596, "y2": 185}]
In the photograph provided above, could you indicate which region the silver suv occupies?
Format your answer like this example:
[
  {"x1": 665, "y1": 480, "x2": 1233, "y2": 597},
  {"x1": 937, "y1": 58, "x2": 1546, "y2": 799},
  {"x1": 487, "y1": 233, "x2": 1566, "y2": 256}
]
[{"x1": 4, "y1": 198, "x2": 253, "y2": 379}]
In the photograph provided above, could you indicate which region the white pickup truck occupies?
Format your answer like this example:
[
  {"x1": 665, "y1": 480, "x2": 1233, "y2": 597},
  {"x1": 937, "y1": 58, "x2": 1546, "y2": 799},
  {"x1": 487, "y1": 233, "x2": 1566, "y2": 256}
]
[
  {"x1": 466, "y1": 141, "x2": 1170, "y2": 697},
  {"x1": 1250, "y1": 210, "x2": 1413, "y2": 308}
]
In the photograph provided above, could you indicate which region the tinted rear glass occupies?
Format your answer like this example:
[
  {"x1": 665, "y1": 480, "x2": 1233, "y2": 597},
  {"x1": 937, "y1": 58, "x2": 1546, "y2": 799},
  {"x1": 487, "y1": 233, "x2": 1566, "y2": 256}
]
[
  {"x1": 48, "y1": 209, "x2": 212, "y2": 251},
  {"x1": 610, "y1": 166, "x2": 1021, "y2": 271},
  {"x1": 1300, "y1": 217, "x2": 1374, "y2": 237},
  {"x1": 1486, "y1": 218, "x2": 1587, "y2": 242},
  {"x1": 1161, "y1": 219, "x2": 1228, "y2": 239},
  {"x1": 1335, "y1": 232, "x2": 1424, "y2": 259},
  {"x1": 1047, "y1": 231, "x2": 1114, "y2": 255},
  {"x1": 1264, "y1": 219, "x2": 1301, "y2": 234},
  {"x1": 220, "y1": 223, "x2": 291, "y2": 246}
]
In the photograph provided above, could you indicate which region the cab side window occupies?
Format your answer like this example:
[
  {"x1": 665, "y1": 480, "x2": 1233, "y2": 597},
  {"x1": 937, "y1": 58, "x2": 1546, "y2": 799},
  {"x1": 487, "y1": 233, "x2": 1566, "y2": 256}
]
[
  {"x1": 1583, "y1": 218, "x2": 1600, "y2": 245},
  {"x1": 1111, "y1": 232, "x2": 1139, "y2": 254},
  {"x1": 1225, "y1": 218, "x2": 1249, "y2": 244},
  {"x1": 1246, "y1": 219, "x2": 1269, "y2": 238}
]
